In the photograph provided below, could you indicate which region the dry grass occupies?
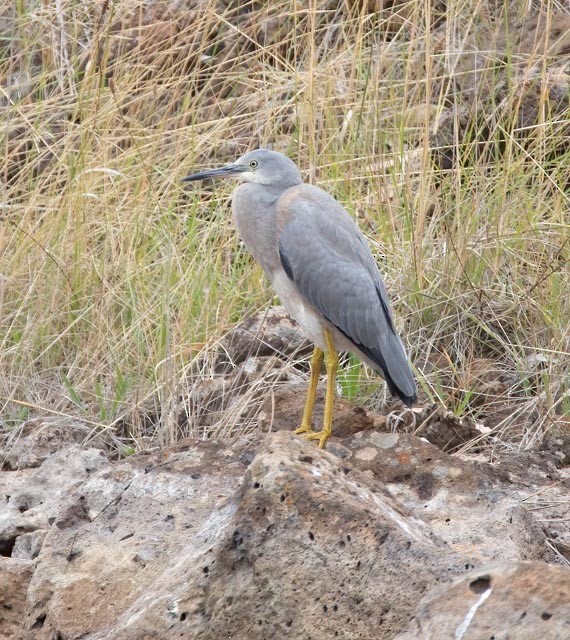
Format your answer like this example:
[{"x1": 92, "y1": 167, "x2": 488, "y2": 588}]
[{"x1": 1, "y1": 0, "x2": 568, "y2": 452}]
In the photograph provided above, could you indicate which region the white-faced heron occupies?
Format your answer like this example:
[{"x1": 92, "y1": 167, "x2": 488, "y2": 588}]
[{"x1": 183, "y1": 149, "x2": 416, "y2": 448}]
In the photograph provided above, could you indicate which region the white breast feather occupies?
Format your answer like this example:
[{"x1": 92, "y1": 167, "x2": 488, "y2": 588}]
[{"x1": 271, "y1": 271, "x2": 326, "y2": 349}]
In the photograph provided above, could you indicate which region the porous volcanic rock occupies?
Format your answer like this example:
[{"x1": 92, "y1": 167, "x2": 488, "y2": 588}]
[
  {"x1": 395, "y1": 561, "x2": 570, "y2": 640},
  {"x1": 337, "y1": 430, "x2": 560, "y2": 564},
  {"x1": 258, "y1": 383, "x2": 377, "y2": 439},
  {"x1": 0, "y1": 416, "x2": 105, "y2": 470},
  {"x1": 11, "y1": 428, "x2": 567, "y2": 639},
  {"x1": 0, "y1": 444, "x2": 109, "y2": 560},
  {"x1": 192, "y1": 432, "x2": 473, "y2": 639},
  {"x1": 22, "y1": 430, "x2": 472, "y2": 639},
  {"x1": 0, "y1": 557, "x2": 34, "y2": 640},
  {"x1": 22, "y1": 438, "x2": 248, "y2": 640},
  {"x1": 218, "y1": 305, "x2": 312, "y2": 370},
  {"x1": 0, "y1": 407, "x2": 567, "y2": 640}
]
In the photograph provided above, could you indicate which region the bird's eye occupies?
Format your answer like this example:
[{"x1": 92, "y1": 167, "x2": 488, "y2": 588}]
[{"x1": 249, "y1": 160, "x2": 258, "y2": 169}]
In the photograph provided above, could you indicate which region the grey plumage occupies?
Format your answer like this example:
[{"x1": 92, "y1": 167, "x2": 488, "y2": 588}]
[
  {"x1": 276, "y1": 187, "x2": 416, "y2": 403},
  {"x1": 183, "y1": 149, "x2": 416, "y2": 447}
]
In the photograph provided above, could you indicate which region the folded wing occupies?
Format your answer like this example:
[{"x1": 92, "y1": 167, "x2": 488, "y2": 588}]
[{"x1": 277, "y1": 190, "x2": 416, "y2": 405}]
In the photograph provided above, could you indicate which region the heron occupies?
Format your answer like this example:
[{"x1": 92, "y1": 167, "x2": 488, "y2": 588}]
[{"x1": 183, "y1": 149, "x2": 416, "y2": 448}]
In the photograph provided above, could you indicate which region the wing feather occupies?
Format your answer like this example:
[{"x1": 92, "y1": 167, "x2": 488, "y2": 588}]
[{"x1": 277, "y1": 187, "x2": 416, "y2": 404}]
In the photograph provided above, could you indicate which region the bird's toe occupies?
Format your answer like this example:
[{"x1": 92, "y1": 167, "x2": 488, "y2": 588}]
[
  {"x1": 293, "y1": 424, "x2": 316, "y2": 436},
  {"x1": 302, "y1": 429, "x2": 330, "y2": 449}
]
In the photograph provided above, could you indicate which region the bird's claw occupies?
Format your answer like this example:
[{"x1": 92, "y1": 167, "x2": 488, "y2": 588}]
[
  {"x1": 293, "y1": 424, "x2": 316, "y2": 436},
  {"x1": 304, "y1": 429, "x2": 330, "y2": 449},
  {"x1": 293, "y1": 426, "x2": 330, "y2": 449}
]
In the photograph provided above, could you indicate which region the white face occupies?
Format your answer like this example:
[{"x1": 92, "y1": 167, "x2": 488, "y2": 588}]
[
  {"x1": 226, "y1": 150, "x2": 302, "y2": 189},
  {"x1": 234, "y1": 156, "x2": 269, "y2": 184}
]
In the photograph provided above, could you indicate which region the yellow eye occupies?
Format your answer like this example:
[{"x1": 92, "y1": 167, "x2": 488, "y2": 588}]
[{"x1": 249, "y1": 160, "x2": 258, "y2": 169}]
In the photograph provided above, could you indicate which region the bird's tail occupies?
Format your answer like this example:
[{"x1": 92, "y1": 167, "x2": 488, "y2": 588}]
[{"x1": 358, "y1": 333, "x2": 417, "y2": 406}]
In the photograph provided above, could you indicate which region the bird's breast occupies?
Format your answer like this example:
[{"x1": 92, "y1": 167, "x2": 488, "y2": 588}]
[{"x1": 270, "y1": 271, "x2": 327, "y2": 350}]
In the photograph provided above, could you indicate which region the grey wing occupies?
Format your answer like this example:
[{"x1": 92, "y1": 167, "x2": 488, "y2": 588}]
[{"x1": 277, "y1": 197, "x2": 416, "y2": 404}]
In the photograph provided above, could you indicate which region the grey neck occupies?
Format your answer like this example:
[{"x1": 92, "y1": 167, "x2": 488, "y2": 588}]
[{"x1": 231, "y1": 182, "x2": 285, "y2": 276}]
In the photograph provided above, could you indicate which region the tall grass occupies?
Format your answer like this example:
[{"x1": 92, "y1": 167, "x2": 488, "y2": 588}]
[{"x1": 1, "y1": 0, "x2": 568, "y2": 450}]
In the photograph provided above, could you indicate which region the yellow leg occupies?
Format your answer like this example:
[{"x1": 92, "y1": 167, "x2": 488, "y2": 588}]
[
  {"x1": 294, "y1": 346, "x2": 323, "y2": 436},
  {"x1": 304, "y1": 329, "x2": 338, "y2": 449}
]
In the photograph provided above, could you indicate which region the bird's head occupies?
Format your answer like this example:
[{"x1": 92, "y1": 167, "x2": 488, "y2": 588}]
[{"x1": 182, "y1": 149, "x2": 302, "y2": 190}]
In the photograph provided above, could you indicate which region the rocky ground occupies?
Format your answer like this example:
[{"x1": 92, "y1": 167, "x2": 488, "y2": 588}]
[
  {"x1": 1, "y1": 310, "x2": 569, "y2": 639},
  {"x1": 1, "y1": 1, "x2": 569, "y2": 636}
]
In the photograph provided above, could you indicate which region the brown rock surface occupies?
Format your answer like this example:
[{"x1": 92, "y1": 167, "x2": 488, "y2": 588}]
[
  {"x1": 258, "y1": 383, "x2": 377, "y2": 439},
  {"x1": 0, "y1": 416, "x2": 105, "y2": 470},
  {"x1": 219, "y1": 305, "x2": 312, "y2": 369},
  {"x1": 23, "y1": 438, "x2": 248, "y2": 639},
  {"x1": 394, "y1": 561, "x2": 570, "y2": 640},
  {"x1": 194, "y1": 432, "x2": 471, "y2": 639},
  {"x1": 0, "y1": 422, "x2": 562, "y2": 639},
  {"x1": 431, "y1": 12, "x2": 570, "y2": 169},
  {"x1": 337, "y1": 430, "x2": 561, "y2": 564},
  {"x1": 0, "y1": 558, "x2": 34, "y2": 640},
  {"x1": 0, "y1": 443, "x2": 109, "y2": 558},
  {"x1": 0, "y1": 378, "x2": 568, "y2": 640},
  {"x1": 22, "y1": 430, "x2": 475, "y2": 640}
]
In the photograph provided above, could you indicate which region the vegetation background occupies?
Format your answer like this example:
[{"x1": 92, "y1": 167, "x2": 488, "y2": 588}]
[{"x1": 1, "y1": 0, "x2": 568, "y2": 453}]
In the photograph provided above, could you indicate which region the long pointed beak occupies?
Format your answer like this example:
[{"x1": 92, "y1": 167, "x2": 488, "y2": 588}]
[{"x1": 182, "y1": 164, "x2": 250, "y2": 182}]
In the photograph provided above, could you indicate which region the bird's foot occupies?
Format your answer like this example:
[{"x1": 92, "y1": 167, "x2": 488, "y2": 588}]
[
  {"x1": 294, "y1": 426, "x2": 331, "y2": 449},
  {"x1": 304, "y1": 429, "x2": 331, "y2": 449},
  {"x1": 293, "y1": 423, "x2": 316, "y2": 437}
]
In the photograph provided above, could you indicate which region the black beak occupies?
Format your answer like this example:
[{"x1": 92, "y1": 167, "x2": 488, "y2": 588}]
[{"x1": 182, "y1": 164, "x2": 250, "y2": 182}]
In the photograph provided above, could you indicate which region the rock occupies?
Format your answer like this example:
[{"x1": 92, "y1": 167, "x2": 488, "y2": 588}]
[
  {"x1": 23, "y1": 438, "x2": 248, "y2": 639},
  {"x1": 258, "y1": 384, "x2": 376, "y2": 439},
  {"x1": 541, "y1": 430, "x2": 570, "y2": 467},
  {"x1": 339, "y1": 430, "x2": 560, "y2": 564},
  {"x1": 259, "y1": 386, "x2": 487, "y2": 452},
  {"x1": 11, "y1": 530, "x2": 46, "y2": 560},
  {"x1": 20, "y1": 428, "x2": 566, "y2": 640},
  {"x1": 181, "y1": 355, "x2": 304, "y2": 442},
  {"x1": 411, "y1": 406, "x2": 486, "y2": 452},
  {"x1": 0, "y1": 417, "x2": 105, "y2": 470},
  {"x1": 0, "y1": 412, "x2": 563, "y2": 639},
  {"x1": 192, "y1": 432, "x2": 473, "y2": 640},
  {"x1": 431, "y1": 13, "x2": 570, "y2": 169},
  {"x1": 0, "y1": 558, "x2": 34, "y2": 640},
  {"x1": 394, "y1": 561, "x2": 570, "y2": 640},
  {"x1": 218, "y1": 305, "x2": 312, "y2": 369},
  {"x1": 0, "y1": 444, "x2": 109, "y2": 560},
  {"x1": 420, "y1": 355, "x2": 516, "y2": 420},
  {"x1": 176, "y1": 307, "x2": 314, "y2": 440},
  {"x1": 497, "y1": 14, "x2": 570, "y2": 61},
  {"x1": 23, "y1": 431, "x2": 475, "y2": 639}
]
